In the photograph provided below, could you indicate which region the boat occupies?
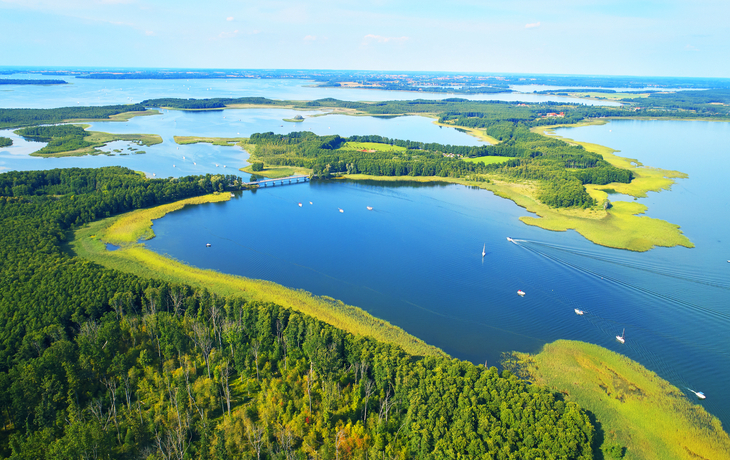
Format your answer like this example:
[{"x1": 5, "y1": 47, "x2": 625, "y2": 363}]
[
  {"x1": 309, "y1": 201, "x2": 313, "y2": 205},
  {"x1": 230, "y1": 193, "x2": 235, "y2": 197},
  {"x1": 616, "y1": 328, "x2": 625, "y2": 344},
  {"x1": 298, "y1": 202, "x2": 302, "y2": 207},
  {"x1": 367, "y1": 206, "x2": 373, "y2": 211},
  {"x1": 506, "y1": 237, "x2": 516, "y2": 244},
  {"x1": 574, "y1": 308, "x2": 584, "y2": 315},
  {"x1": 338, "y1": 208, "x2": 344, "y2": 213},
  {"x1": 517, "y1": 290, "x2": 525, "y2": 297},
  {"x1": 206, "y1": 243, "x2": 211, "y2": 247},
  {"x1": 688, "y1": 389, "x2": 706, "y2": 400},
  {"x1": 482, "y1": 243, "x2": 486, "y2": 258}
]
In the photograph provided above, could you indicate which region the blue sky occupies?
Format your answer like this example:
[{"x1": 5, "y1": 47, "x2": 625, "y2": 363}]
[{"x1": 1, "y1": 0, "x2": 727, "y2": 77}]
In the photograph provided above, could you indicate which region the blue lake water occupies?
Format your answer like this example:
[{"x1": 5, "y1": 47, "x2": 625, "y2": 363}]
[
  {"x1": 143, "y1": 119, "x2": 730, "y2": 428},
  {"x1": 2, "y1": 75, "x2": 728, "y2": 427},
  {"x1": 0, "y1": 72, "x2": 619, "y2": 108}
]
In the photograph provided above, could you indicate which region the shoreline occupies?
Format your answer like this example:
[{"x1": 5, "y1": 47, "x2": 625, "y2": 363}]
[{"x1": 69, "y1": 194, "x2": 445, "y2": 359}]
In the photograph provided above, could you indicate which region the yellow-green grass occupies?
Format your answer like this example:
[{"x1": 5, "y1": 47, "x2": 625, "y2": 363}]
[
  {"x1": 29, "y1": 129, "x2": 163, "y2": 158},
  {"x1": 63, "y1": 109, "x2": 161, "y2": 123},
  {"x1": 70, "y1": 195, "x2": 444, "y2": 358},
  {"x1": 509, "y1": 340, "x2": 730, "y2": 460},
  {"x1": 283, "y1": 118, "x2": 305, "y2": 122},
  {"x1": 432, "y1": 119, "x2": 500, "y2": 144},
  {"x1": 85, "y1": 131, "x2": 162, "y2": 147},
  {"x1": 341, "y1": 171, "x2": 692, "y2": 252},
  {"x1": 239, "y1": 165, "x2": 312, "y2": 179},
  {"x1": 174, "y1": 136, "x2": 246, "y2": 146},
  {"x1": 463, "y1": 156, "x2": 515, "y2": 165},
  {"x1": 342, "y1": 141, "x2": 407, "y2": 153}
]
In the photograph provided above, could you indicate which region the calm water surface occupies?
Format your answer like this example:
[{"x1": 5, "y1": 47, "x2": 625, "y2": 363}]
[
  {"x1": 0, "y1": 73, "x2": 620, "y2": 108},
  {"x1": 145, "y1": 119, "x2": 730, "y2": 427}
]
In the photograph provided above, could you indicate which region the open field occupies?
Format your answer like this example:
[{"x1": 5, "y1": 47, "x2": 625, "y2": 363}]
[
  {"x1": 69, "y1": 195, "x2": 444, "y2": 358},
  {"x1": 506, "y1": 340, "x2": 730, "y2": 460},
  {"x1": 342, "y1": 141, "x2": 407, "y2": 152},
  {"x1": 463, "y1": 156, "x2": 515, "y2": 165}
]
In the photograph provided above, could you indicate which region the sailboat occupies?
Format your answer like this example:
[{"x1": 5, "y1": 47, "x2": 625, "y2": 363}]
[
  {"x1": 367, "y1": 206, "x2": 373, "y2": 211},
  {"x1": 517, "y1": 290, "x2": 525, "y2": 297},
  {"x1": 574, "y1": 309, "x2": 584, "y2": 315},
  {"x1": 482, "y1": 244, "x2": 486, "y2": 258},
  {"x1": 616, "y1": 329, "x2": 625, "y2": 344},
  {"x1": 298, "y1": 202, "x2": 302, "y2": 207}
]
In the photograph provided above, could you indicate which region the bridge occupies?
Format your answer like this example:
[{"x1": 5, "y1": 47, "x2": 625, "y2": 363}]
[{"x1": 243, "y1": 175, "x2": 310, "y2": 187}]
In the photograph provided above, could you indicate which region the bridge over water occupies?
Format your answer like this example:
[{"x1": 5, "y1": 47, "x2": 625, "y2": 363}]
[{"x1": 244, "y1": 175, "x2": 310, "y2": 187}]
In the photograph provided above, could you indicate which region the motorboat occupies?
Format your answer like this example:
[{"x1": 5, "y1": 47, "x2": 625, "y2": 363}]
[
  {"x1": 206, "y1": 243, "x2": 211, "y2": 247},
  {"x1": 298, "y1": 202, "x2": 302, "y2": 207},
  {"x1": 517, "y1": 290, "x2": 525, "y2": 297},
  {"x1": 367, "y1": 206, "x2": 373, "y2": 211},
  {"x1": 339, "y1": 208, "x2": 344, "y2": 213},
  {"x1": 616, "y1": 329, "x2": 625, "y2": 344},
  {"x1": 688, "y1": 389, "x2": 706, "y2": 400},
  {"x1": 574, "y1": 309, "x2": 584, "y2": 315},
  {"x1": 482, "y1": 243, "x2": 486, "y2": 258}
]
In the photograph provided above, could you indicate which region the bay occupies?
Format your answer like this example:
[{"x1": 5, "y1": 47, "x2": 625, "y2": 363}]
[{"x1": 145, "y1": 119, "x2": 730, "y2": 428}]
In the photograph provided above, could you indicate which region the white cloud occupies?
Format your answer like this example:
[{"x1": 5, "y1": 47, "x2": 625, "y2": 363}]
[
  {"x1": 684, "y1": 44, "x2": 698, "y2": 51},
  {"x1": 362, "y1": 34, "x2": 409, "y2": 44},
  {"x1": 145, "y1": 30, "x2": 154, "y2": 36},
  {"x1": 304, "y1": 35, "x2": 317, "y2": 41},
  {"x1": 525, "y1": 22, "x2": 541, "y2": 29},
  {"x1": 217, "y1": 30, "x2": 239, "y2": 39},
  {"x1": 226, "y1": 16, "x2": 234, "y2": 21}
]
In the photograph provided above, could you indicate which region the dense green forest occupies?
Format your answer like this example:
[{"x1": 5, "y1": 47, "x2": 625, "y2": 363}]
[
  {"x1": 15, "y1": 124, "x2": 94, "y2": 155},
  {"x1": 246, "y1": 128, "x2": 631, "y2": 209},
  {"x1": 0, "y1": 167, "x2": 597, "y2": 459},
  {"x1": 0, "y1": 79, "x2": 67, "y2": 85},
  {"x1": 0, "y1": 137, "x2": 11, "y2": 148},
  {"x1": 0, "y1": 104, "x2": 148, "y2": 129}
]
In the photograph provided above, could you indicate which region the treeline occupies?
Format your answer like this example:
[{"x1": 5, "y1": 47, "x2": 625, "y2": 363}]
[
  {"x1": 15, "y1": 124, "x2": 93, "y2": 155},
  {"x1": 248, "y1": 129, "x2": 632, "y2": 209},
  {"x1": 0, "y1": 167, "x2": 596, "y2": 459},
  {"x1": 0, "y1": 79, "x2": 67, "y2": 85},
  {"x1": 0, "y1": 137, "x2": 11, "y2": 148},
  {"x1": 140, "y1": 97, "x2": 289, "y2": 109},
  {"x1": 0, "y1": 104, "x2": 147, "y2": 129}
]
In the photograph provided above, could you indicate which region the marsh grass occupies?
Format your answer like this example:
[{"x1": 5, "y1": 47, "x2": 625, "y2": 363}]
[
  {"x1": 239, "y1": 165, "x2": 312, "y2": 179},
  {"x1": 174, "y1": 136, "x2": 246, "y2": 146},
  {"x1": 70, "y1": 195, "x2": 444, "y2": 358},
  {"x1": 509, "y1": 340, "x2": 730, "y2": 460}
]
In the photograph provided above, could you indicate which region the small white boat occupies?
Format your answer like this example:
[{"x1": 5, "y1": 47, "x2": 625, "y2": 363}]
[
  {"x1": 338, "y1": 208, "x2": 344, "y2": 213},
  {"x1": 574, "y1": 309, "x2": 584, "y2": 315},
  {"x1": 506, "y1": 237, "x2": 516, "y2": 244},
  {"x1": 482, "y1": 243, "x2": 486, "y2": 258},
  {"x1": 206, "y1": 243, "x2": 211, "y2": 247},
  {"x1": 517, "y1": 290, "x2": 525, "y2": 297},
  {"x1": 309, "y1": 201, "x2": 313, "y2": 205},
  {"x1": 172, "y1": 165, "x2": 175, "y2": 167},
  {"x1": 616, "y1": 328, "x2": 625, "y2": 344},
  {"x1": 688, "y1": 389, "x2": 706, "y2": 400},
  {"x1": 182, "y1": 156, "x2": 185, "y2": 159},
  {"x1": 367, "y1": 206, "x2": 373, "y2": 211},
  {"x1": 298, "y1": 202, "x2": 302, "y2": 207},
  {"x1": 230, "y1": 193, "x2": 235, "y2": 197}
]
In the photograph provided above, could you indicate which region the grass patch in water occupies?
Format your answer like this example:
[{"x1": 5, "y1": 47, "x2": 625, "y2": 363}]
[{"x1": 505, "y1": 340, "x2": 730, "y2": 460}]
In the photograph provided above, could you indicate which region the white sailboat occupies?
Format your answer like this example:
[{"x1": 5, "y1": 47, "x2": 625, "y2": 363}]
[
  {"x1": 574, "y1": 309, "x2": 584, "y2": 315},
  {"x1": 616, "y1": 329, "x2": 625, "y2": 344},
  {"x1": 517, "y1": 290, "x2": 525, "y2": 297},
  {"x1": 482, "y1": 244, "x2": 486, "y2": 258}
]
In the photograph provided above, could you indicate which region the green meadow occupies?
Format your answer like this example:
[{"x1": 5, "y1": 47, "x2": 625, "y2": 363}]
[{"x1": 507, "y1": 340, "x2": 730, "y2": 460}]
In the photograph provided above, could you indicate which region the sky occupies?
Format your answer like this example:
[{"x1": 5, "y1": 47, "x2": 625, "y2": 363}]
[{"x1": 1, "y1": 0, "x2": 728, "y2": 78}]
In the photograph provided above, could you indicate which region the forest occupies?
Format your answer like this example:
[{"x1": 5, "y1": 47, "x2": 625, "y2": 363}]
[
  {"x1": 245, "y1": 127, "x2": 632, "y2": 209},
  {"x1": 0, "y1": 79, "x2": 67, "y2": 85},
  {"x1": 0, "y1": 137, "x2": 11, "y2": 148},
  {"x1": 0, "y1": 104, "x2": 148, "y2": 129},
  {"x1": 0, "y1": 167, "x2": 597, "y2": 459}
]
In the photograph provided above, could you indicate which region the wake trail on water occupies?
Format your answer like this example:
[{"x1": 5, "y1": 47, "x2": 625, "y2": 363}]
[
  {"x1": 512, "y1": 239, "x2": 730, "y2": 326},
  {"x1": 523, "y1": 239, "x2": 730, "y2": 291}
]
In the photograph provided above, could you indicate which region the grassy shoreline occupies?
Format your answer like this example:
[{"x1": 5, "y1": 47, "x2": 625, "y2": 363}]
[
  {"x1": 505, "y1": 340, "x2": 730, "y2": 460},
  {"x1": 28, "y1": 128, "x2": 162, "y2": 158},
  {"x1": 69, "y1": 194, "x2": 445, "y2": 358}
]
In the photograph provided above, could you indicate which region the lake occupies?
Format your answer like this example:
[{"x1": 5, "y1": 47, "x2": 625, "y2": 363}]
[
  {"x1": 0, "y1": 72, "x2": 620, "y2": 108},
  {"x1": 144, "y1": 119, "x2": 730, "y2": 428}
]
